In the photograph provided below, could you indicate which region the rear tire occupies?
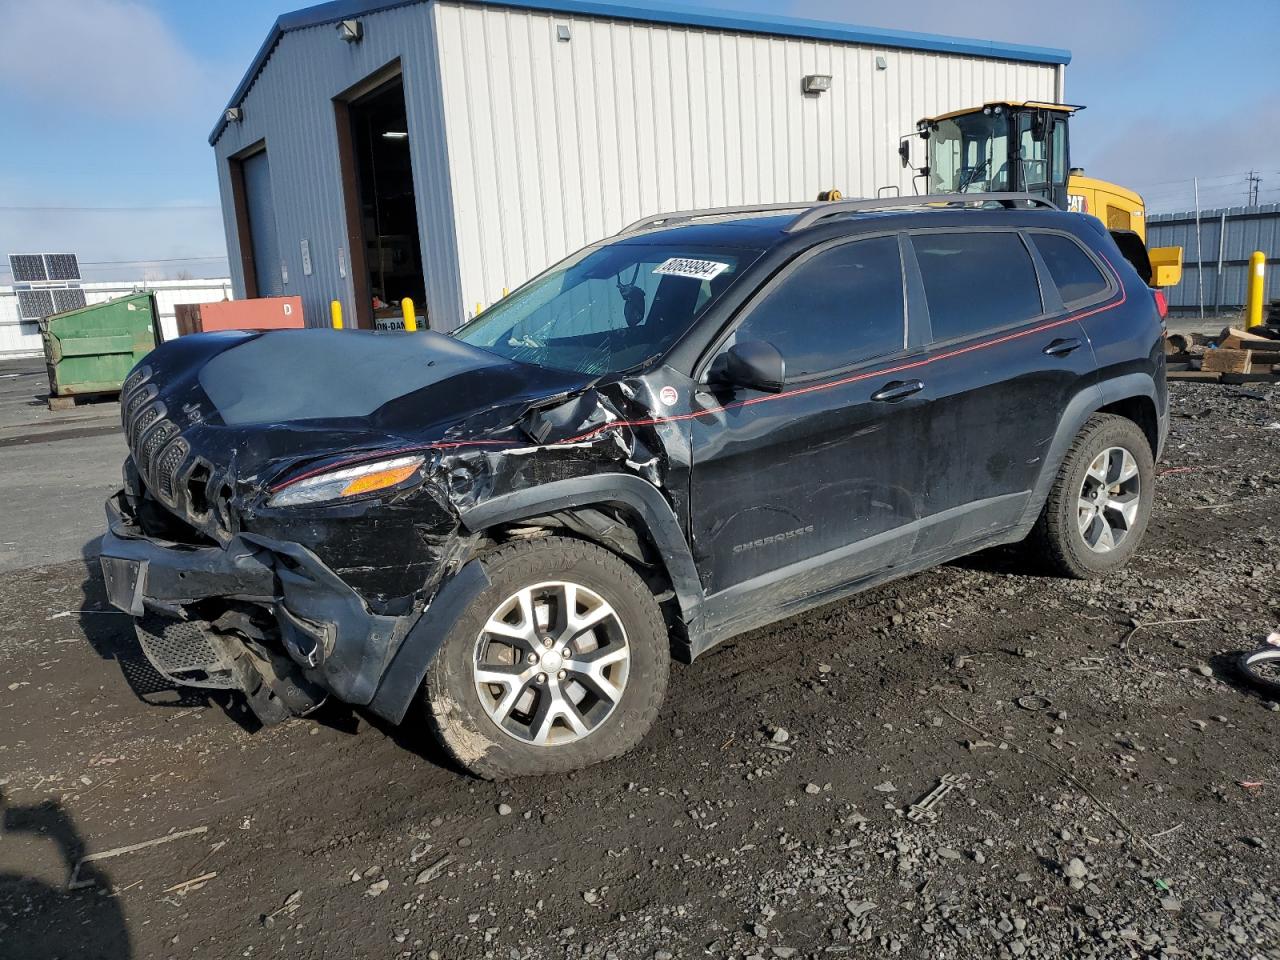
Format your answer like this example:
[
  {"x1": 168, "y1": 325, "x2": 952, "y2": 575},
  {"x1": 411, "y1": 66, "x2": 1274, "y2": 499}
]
[
  {"x1": 423, "y1": 537, "x2": 669, "y2": 780},
  {"x1": 1031, "y1": 414, "x2": 1155, "y2": 579}
]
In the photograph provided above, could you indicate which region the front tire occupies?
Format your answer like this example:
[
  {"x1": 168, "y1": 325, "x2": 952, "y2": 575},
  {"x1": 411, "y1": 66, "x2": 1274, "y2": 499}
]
[
  {"x1": 423, "y1": 537, "x2": 669, "y2": 779},
  {"x1": 1031, "y1": 414, "x2": 1155, "y2": 579}
]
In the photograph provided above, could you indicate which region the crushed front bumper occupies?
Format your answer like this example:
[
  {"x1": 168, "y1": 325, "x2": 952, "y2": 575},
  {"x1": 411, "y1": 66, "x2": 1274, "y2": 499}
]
[{"x1": 100, "y1": 491, "x2": 418, "y2": 722}]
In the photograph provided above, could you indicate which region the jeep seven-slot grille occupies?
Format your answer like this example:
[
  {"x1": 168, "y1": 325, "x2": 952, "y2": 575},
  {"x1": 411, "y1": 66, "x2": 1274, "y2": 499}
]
[
  {"x1": 156, "y1": 439, "x2": 190, "y2": 500},
  {"x1": 122, "y1": 365, "x2": 151, "y2": 397},
  {"x1": 129, "y1": 404, "x2": 161, "y2": 449},
  {"x1": 121, "y1": 367, "x2": 191, "y2": 511},
  {"x1": 138, "y1": 420, "x2": 179, "y2": 474}
]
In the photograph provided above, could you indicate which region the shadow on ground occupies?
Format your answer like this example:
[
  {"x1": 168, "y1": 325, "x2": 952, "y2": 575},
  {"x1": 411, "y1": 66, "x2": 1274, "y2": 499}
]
[{"x1": 0, "y1": 790, "x2": 132, "y2": 960}]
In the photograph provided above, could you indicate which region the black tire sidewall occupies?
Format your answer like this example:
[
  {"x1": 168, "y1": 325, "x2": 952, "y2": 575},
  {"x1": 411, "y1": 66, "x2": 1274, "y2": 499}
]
[
  {"x1": 1050, "y1": 416, "x2": 1155, "y2": 577},
  {"x1": 424, "y1": 538, "x2": 668, "y2": 779}
]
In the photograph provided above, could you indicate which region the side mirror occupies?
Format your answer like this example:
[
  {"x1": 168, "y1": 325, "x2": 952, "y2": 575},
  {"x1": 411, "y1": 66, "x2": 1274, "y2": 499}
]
[
  {"x1": 708, "y1": 340, "x2": 785, "y2": 394},
  {"x1": 898, "y1": 139, "x2": 912, "y2": 169}
]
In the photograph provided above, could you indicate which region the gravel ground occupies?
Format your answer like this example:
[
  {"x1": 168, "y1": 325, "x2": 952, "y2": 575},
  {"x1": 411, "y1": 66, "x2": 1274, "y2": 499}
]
[{"x1": 0, "y1": 380, "x2": 1277, "y2": 960}]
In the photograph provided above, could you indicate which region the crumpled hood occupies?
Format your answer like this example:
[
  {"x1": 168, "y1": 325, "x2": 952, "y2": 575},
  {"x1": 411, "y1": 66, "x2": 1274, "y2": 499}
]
[
  {"x1": 198, "y1": 328, "x2": 590, "y2": 432},
  {"x1": 130, "y1": 328, "x2": 596, "y2": 490}
]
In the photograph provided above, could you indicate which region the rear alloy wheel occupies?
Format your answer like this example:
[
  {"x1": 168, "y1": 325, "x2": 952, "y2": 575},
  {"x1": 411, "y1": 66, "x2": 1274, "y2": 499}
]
[
  {"x1": 1076, "y1": 447, "x2": 1143, "y2": 554},
  {"x1": 1032, "y1": 414, "x2": 1155, "y2": 578},
  {"x1": 424, "y1": 537, "x2": 668, "y2": 779}
]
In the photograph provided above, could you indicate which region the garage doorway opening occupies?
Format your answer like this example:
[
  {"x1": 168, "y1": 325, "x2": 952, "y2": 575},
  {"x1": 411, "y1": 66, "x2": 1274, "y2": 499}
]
[{"x1": 336, "y1": 69, "x2": 426, "y2": 330}]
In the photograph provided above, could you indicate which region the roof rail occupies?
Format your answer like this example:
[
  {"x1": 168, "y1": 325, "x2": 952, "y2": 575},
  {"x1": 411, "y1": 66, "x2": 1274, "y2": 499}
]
[
  {"x1": 783, "y1": 192, "x2": 1058, "y2": 232},
  {"x1": 618, "y1": 192, "x2": 1059, "y2": 237},
  {"x1": 618, "y1": 201, "x2": 818, "y2": 236}
]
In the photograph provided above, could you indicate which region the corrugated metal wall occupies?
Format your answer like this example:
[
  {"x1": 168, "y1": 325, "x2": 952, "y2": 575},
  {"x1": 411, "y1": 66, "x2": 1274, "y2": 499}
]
[
  {"x1": 213, "y1": 0, "x2": 1058, "y2": 332},
  {"x1": 1148, "y1": 204, "x2": 1280, "y2": 315},
  {"x1": 432, "y1": 1, "x2": 1058, "y2": 318},
  {"x1": 213, "y1": 4, "x2": 464, "y2": 331}
]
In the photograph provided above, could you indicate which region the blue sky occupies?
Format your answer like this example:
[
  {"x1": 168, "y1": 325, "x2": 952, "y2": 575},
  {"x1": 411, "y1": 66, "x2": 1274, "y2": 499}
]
[{"x1": 1, "y1": 0, "x2": 1277, "y2": 281}]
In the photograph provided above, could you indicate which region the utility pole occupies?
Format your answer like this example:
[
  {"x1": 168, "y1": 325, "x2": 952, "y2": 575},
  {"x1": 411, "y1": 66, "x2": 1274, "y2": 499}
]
[{"x1": 1246, "y1": 171, "x2": 1262, "y2": 206}]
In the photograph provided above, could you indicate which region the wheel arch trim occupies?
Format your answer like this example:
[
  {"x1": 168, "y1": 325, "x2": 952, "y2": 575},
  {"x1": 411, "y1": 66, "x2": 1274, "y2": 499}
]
[
  {"x1": 1016, "y1": 372, "x2": 1162, "y2": 534},
  {"x1": 459, "y1": 474, "x2": 704, "y2": 633}
]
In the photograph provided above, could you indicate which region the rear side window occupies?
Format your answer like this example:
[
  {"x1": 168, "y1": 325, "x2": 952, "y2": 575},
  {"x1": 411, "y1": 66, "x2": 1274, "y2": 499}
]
[
  {"x1": 913, "y1": 232, "x2": 1043, "y2": 342},
  {"x1": 733, "y1": 236, "x2": 904, "y2": 379},
  {"x1": 1031, "y1": 232, "x2": 1110, "y2": 305}
]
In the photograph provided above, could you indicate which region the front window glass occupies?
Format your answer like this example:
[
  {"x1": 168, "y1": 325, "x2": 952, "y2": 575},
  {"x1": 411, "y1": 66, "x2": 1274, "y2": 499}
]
[
  {"x1": 928, "y1": 112, "x2": 1011, "y2": 194},
  {"x1": 731, "y1": 237, "x2": 905, "y2": 380},
  {"x1": 454, "y1": 244, "x2": 759, "y2": 375}
]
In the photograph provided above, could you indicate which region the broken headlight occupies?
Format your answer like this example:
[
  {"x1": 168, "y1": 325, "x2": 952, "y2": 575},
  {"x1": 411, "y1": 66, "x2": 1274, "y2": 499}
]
[{"x1": 268, "y1": 455, "x2": 425, "y2": 508}]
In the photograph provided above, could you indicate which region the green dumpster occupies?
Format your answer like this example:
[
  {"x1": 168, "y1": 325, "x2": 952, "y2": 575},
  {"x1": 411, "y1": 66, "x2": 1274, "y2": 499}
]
[{"x1": 40, "y1": 292, "x2": 158, "y2": 402}]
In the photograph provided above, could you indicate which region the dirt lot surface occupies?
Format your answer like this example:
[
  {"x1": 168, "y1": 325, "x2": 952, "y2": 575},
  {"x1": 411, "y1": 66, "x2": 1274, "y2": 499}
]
[{"x1": 1, "y1": 380, "x2": 1278, "y2": 960}]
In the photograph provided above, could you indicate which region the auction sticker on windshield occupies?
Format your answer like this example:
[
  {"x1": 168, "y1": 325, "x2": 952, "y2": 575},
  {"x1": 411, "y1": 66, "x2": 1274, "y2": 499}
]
[{"x1": 653, "y1": 258, "x2": 730, "y2": 281}]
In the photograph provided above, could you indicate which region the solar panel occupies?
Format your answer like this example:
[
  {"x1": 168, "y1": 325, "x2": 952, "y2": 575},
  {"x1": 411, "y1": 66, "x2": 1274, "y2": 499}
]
[
  {"x1": 44, "y1": 253, "x2": 81, "y2": 281},
  {"x1": 9, "y1": 254, "x2": 46, "y2": 283},
  {"x1": 52, "y1": 288, "x2": 87, "y2": 313},
  {"x1": 17, "y1": 289, "x2": 55, "y2": 320}
]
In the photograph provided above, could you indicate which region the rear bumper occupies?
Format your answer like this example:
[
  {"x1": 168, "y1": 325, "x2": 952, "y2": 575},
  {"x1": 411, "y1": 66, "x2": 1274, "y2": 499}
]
[{"x1": 100, "y1": 491, "x2": 415, "y2": 717}]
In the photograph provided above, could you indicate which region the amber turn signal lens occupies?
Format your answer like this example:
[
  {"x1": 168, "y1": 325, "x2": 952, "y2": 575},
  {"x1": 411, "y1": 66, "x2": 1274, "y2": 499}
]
[{"x1": 340, "y1": 461, "x2": 420, "y2": 497}]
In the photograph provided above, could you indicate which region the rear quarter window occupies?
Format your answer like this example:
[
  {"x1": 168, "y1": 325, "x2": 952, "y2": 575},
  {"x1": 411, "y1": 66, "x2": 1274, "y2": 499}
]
[
  {"x1": 1031, "y1": 232, "x2": 1111, "y2": 305},
  {"x1": 912, "y1": 232, "x2": 1043, "y2": 343}
]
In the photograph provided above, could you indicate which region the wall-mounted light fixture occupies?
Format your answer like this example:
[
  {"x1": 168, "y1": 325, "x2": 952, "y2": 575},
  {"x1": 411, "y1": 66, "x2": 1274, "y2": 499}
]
[
  {"x1": 875, "y1": 55, "x2": 888, "y2": 71},
  {"x1": 224, "y1": 107, "x2": 243, "y2": 123},
  {"x1": 338, "y1": 19, "x2": 363, "y2": 43},
  {"x1": 802, "y1": 74, "x2": 832, "y2": 96},
  {"x1": 556, "y1": 24, "x2": 572, "y2": 42}
]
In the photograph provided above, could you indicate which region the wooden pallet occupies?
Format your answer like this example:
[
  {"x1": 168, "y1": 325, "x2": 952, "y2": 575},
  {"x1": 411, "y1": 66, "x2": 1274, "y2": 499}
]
[
  {"x1": 1167, "y1": 370, "x2": 1280, "y2": 385},
  {"x1": 47, "y1": 390, "x2": 120, "y2": 411}
]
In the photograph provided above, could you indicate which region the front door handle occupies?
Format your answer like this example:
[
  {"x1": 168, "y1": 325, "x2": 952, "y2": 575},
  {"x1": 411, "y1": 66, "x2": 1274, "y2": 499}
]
[
  {"x1": 1043, "y1": 337, "x2": 1084, "y2": 357},
  {"x1": 871, "y1": 379, "x2": 925, "y2": 403}
]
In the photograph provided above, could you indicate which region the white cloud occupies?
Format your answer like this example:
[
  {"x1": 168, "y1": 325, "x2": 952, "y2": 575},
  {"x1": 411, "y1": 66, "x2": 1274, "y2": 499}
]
[
  {"x1": 0, "y1": 0, "x2": 217, "y2": 117},
  {"x1": 0, "y1": 180, "x2": 229, "y2": 283}
]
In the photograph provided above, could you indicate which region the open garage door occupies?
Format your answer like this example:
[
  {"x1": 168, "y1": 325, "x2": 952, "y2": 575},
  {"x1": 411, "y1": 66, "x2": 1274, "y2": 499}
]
[{"x1": 240, "y1": 149, "x2": 282, "y2": 298}]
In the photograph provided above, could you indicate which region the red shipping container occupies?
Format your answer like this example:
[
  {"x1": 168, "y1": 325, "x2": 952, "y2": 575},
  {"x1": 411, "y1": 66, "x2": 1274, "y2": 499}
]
[{"x1": 174, "y1": 297, "x2": 305, "y2": 336}]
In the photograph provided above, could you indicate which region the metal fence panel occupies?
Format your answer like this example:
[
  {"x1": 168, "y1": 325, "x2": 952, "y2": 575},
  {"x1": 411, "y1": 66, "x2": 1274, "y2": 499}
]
[{"x1": 1148, "y1": 205, "x2": 1280, "y2": 313}]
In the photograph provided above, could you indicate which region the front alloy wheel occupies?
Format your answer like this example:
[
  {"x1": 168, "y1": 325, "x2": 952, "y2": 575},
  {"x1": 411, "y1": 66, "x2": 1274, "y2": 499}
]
[
  {"x1": 424, "y1": 537, "x2": 669, "y2": 779},
  {"x1": 474, "y1": 582, "x2": 630, "y2": 746}
]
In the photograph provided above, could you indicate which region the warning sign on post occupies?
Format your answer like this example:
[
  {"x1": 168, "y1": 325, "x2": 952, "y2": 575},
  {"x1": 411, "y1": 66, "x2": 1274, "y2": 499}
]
[{"x1": 653, "y1": 258, "x2": 730, "y2": 282}]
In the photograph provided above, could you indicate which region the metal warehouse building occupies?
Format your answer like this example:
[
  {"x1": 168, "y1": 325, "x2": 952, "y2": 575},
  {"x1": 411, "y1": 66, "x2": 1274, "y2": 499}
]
[
  {"x1": 1147, "y1": 205, "x2": 1280, "y2": 317},
  {"x1": 212, "y1": 0, "x2": 1070, "y2": 331}
]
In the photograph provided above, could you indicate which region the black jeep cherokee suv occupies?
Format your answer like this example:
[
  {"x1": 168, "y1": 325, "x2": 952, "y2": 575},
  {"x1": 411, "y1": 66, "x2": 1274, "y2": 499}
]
[{"x1": 101, "y1": 194, "x2": 1167, "y2": 779}]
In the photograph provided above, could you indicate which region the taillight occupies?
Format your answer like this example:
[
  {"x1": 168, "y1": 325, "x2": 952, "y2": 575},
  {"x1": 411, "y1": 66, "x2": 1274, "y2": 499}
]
[{"x1": 1153, "y1": 289, "x2": 1168, "y2": 319}]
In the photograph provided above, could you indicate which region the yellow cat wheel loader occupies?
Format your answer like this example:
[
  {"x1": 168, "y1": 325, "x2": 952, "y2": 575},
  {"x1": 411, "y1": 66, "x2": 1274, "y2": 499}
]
[{"x1": 899, "y1": 102, "x2": 1182, "y2": 288}]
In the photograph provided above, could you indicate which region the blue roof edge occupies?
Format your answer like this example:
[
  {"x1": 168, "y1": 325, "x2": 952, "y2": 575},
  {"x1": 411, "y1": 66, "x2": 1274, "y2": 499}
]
[{"x1": 209, "y1": 0, "x2": 1071, "y2": 145}]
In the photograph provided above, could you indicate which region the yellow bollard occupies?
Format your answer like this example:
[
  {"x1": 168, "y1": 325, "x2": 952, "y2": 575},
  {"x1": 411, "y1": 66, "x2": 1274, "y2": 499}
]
[
  {"x1": 475, "y1": 302, "x2": 482, "y2": 317},
  {"x1": 330, "y1": 300, "x2": 343, "y2": 330},
  {"x1": 1245, "y1": 250, "x2": 1266, "y2": 329},
  {"x1": 401, "y1": 297, "x2": 417, "y2": 332}
]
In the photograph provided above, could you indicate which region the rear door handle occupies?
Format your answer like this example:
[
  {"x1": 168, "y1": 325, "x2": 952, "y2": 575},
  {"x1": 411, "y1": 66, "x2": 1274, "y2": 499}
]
[
  {"x1": 871, "y1": 379, "x2": 925, "y2": 403},
  {"x1": 1043, "y1": 337, "x2": 1084, "y2": 357}
]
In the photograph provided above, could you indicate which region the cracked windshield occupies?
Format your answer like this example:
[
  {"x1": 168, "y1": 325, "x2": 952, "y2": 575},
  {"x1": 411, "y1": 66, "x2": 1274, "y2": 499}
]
[{"x1": 453, "y1": 243, "x2": 760, "y2": 375}]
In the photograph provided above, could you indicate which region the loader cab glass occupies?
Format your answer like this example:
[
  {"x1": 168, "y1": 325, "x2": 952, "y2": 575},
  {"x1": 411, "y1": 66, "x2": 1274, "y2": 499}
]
[
  {"x1": 926, "y1": 107, "x2": 1071, "y2": 207},
  {"x1": 1015, "y1": 112, "x2": 1070, "y2": 207},
  {"x1": 927, "y1": 111, "x2": 1011, "y2": 195}
]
